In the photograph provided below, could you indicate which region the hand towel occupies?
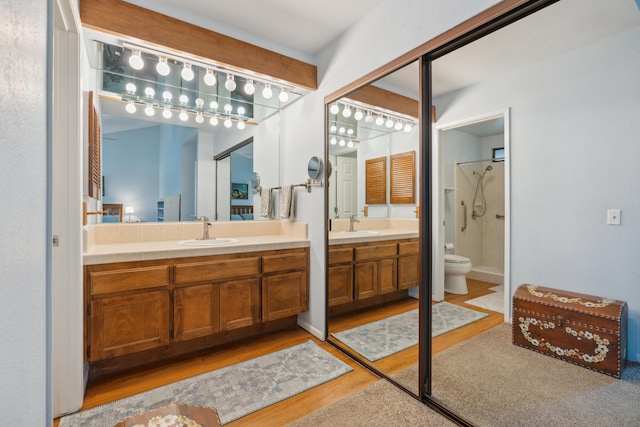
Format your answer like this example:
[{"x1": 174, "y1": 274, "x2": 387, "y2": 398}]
[
  {"x1": 259, "y1": 187, "x2": 271, "y2": 217},
  {"x1": 280, "y1": 185, "x2": 294, "y2": 219}
]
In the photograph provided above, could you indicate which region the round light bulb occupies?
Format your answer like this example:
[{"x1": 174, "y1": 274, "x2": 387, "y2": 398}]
[
  {"x1": 330, "y1": 137, "x2": 337, "y2": 145},
  {"x1": 179, "y1": 94, "x2": 188, "y2": 105},
  {"x1": 125, "y1": 82, "x2": 136, "y2": 94},
  {"x1": 195, "y1": 112, "x2": 204, "y2": 124},
  {"x1": 179, "y1": 109, "x2": 188, "y2": 121},
  {"x1": 262, "y1": 83, "x2": 273, "y2": 99},
  {"x1": 385, "y1": 117, "x2": 394, "y2": 128},
  {"x1": 203, "y1": 69, "x2": 217, "y2": 86},
  {"x1": 347, "y1": 140, "x2": 354, "y2": 148},
  {"x1": 354, "y1": 109, "x2": 364, "y2": 121},
  {"x1": 144, "y1": 87, "x2": 155, "y2": 98},
  {"x1": 395, "y1": 120, "x2": 404, "y2": 131},
  {"x1": 181, "y1": 63, "x2": 194, "y2": 81},
  {"x1": 144, "y1": 104, "x2": 154, "y2": 116},
  {"x1": 162, "y1": 91, "x2": 172, "y2": 102},
  {"x1": 195, "y1": 98, "x2": 204, "y2": 108},
  {"x1": 237, "y1": 106, "x2": 246, "y2": 116},
  {"x1": 224, "y1": 103, "x2": 233, "y2": 113},
  {"x1": 162, "y1": 106, "x2": 172, "y2": 119},
  {"x1": 237, "y1": 120, "x2": 246, "y2": 130},
  {"x1": 338, "y1": 127, "x2": 345, "y2": 134},
  {"x1": 125, "y1": 100, "x2": 136, "y2": 114},
  {"x1": 225, "y1": 74, "x2": 236, "y2": 92},
  {"x1": 365, "y1": 112, "x2": 374, "y2": 123},
  {"x1": 210, "y1": 101, "x2": 218, "y2": 110},
  {"x1": 244, "y1": 79, "x2": 255, "y2": 95},
  {"x1": 339, "y1": 139, "x2": 346, "y2": 147},
  {"x1": 329, "y1": 103, "x2": 340, "y2": 115},
  {"x1": 156, "y1": 57, "x2": 170, "y2": 76},
  {"x1": 375, "y1": 115, "x2": 384, "y2": 126},
  {"x1": 210, "y1": 116, "x2": 219, "y2": 126},
  {"x1": 330, "y1": 125, "x2": 337, "y2": 133},
  {"x1": 128, "y1": 50, "x2": 144, "y2": 70},
  {"x1": 347, "y1": 128, "x2": 354, "y2": 136},
  {"x1": 342, "y1": 105, "x2": 352, "y2": 118},
  {"x1": 224, "y1": 118, "x2": 232, "y2": 128},
  {"x1": 278, "y1": 87, "x2": 289, "y2": 103},
  {"x1": 404, "y1": 123, "x2": 413, "y2": 132}
]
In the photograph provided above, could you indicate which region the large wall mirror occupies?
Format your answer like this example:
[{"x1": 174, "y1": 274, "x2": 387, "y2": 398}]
[{"x1": 325, "y1": 60, "x2": 421, "y2": 395}]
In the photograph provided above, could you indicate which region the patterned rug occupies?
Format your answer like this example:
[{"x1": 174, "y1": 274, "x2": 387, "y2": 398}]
[
  {"x1": 59, "y1": 341, "x2": 352, "y2": 426},
  {"x1": 331, "y1": 302, "x2": 488, "y2": 362}
]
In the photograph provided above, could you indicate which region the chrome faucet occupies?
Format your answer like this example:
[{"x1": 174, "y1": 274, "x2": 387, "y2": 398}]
[
  {"x1": 195, "y1": 216, "x2": 213, "y2": 240},
  {"x1": 348, "y1": 214, "x2": 360, "y2": 232}
]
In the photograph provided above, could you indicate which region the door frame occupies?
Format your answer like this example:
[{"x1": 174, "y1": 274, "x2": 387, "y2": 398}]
[{"x1": 432, "y1": 109, "x2": 511, "y2": 320}]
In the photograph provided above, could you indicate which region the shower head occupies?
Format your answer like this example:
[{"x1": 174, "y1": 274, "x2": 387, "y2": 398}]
[{"x1": 485, "y1": 165, "x2": 493, "y2": 172}]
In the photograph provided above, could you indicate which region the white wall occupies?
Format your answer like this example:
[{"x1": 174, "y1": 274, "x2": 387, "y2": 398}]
[
  {"x1": 0, "y1": 0, "x2": 50, "y2": 424},
  {"x1": 435, "y1": 27, "x2": 640, "y2": 361}
]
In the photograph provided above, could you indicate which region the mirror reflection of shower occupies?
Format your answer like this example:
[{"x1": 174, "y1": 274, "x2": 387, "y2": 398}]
[{"x1": 471, "y1": 165, "x2": 493, "y2": 220}]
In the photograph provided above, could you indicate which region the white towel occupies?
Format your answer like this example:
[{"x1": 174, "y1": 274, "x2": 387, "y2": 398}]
[
  {"x1": 280, "y1": 185, "x2": 294, "y2": 219},
  {"x1": 259, "y1": 187, "x2": 271, "y2": 217}
]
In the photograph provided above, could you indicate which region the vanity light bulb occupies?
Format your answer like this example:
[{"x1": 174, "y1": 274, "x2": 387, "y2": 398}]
[
  {"x1": 395, "y1": 120, "x2": 404, "y2": 131},
  {"x1": 354, "y1": 109, "x2": 364, "y2": 121},
  {"x1": 262, "y1": 83, "x2": 273, "y2": 99},
  {"x1": 330, "y1": 103, "x2": 340, "y2": 115},
  {"x1": 244, "y1": 79, "x2": 255, "y2": 95},
  {"x1": 347, "y1": 140, "x2": 354, "y2": 148},
  {"x1": 224, "y1": 118, "x2": 233, "y2": 128},
  {"x1": 339, "y1": 139, "x2": 346, "y2": 147},
  {"x1": 210, "y1": 101, "x2": 218, "y2": 110},
  {"x1": 125, "y1": 82, "x2": 137, "y2": 94},
  {"x1": 404, "y1": 123, "x2": 413, "y2": 132},
  {"x1": 125, "y1": 100, "x2": 137, "y2": 114},
  {"x1": 210, "y1": 116, "x2": 219, "y2": 126},
  {"x1": 385, "y1": 117, "x2": 394, "y2": 128},
  {"x1": 128, "y1": 50, "x2": 144, "y2": 70},
  {"x1": 195, "y1": 112, "x2": 204, "y2": 124},
  {"x1": 179, "y1": 109, "x2": 188, "y2": 121},
  {"x1": 237, "y1": 120, "x2": 246, "y2": 130},
  {"x1": 365, "y1": 112, "x2": 374, "y2": 123},
  {"x1": 225, "y1": 74, "x2": 236, "y2": 92},
  {"x1": 144, "y1": 104, "x2": 155, "y2": 116},
  {"x1": 375, "y1": 115, "x2": 384, "y2": 126},
  {"x1": 162, "y1": 91, "x2": 172, "y2": 102},
  {"x1": 195, "y1": 98, "x2": 204, "y2": 108},
  {"x1": 237, "y1": 106, "x2": 246, "y2": 116},
  {"x1": 278, "y1": 87, "x2": 289, "y2": 103},
  {"x1": 347, "y1": 128, "x2": 354, "y2": 136},
  {"x1": 224, "y1": 103, "x2": 233, "y2": 113},
  {"x1": 179, "y1": 94, "x2": 189, "y2": 105},
  {"x1": 342, "y1": 105, "x2": 352, "y2": 118},
  {"x1": 162, "y1": 106, "x2": 172, "y2": 119},
  {"x1": 156, "y1": 57, "x2": 170, "y2": 76},
  {"x1": 144, "y1": 87, "x2": 155, "y2": 98},
  {"x1": 338, "y1": 127, "x2": 345, "y2": 134},
  {"x1": 181, "y1": 63, "x2": 194, "y2": 81},
  {"x1": 330, "y1": 137, "x2": 337, "y2": 145},
  {"x1": 330, "y1": 125, "x2": 337, "y2": 133},
  {"x1": 203, "y1": 69, "x2": 217, "y2": 86}
]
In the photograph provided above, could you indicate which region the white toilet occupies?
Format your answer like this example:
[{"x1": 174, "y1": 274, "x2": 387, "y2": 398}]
[{"x1": 444, "y1": 254, "x2": 472, "y2": 294}]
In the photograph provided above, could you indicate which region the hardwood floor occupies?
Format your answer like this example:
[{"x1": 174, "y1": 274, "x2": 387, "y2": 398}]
[{"x1": 54, "y1": 278, "x2": 504, "y2": 426}]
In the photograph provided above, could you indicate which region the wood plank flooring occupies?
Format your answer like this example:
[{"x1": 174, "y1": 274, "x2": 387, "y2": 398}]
[{"x1": 54, "y1": 278, "x2": 504, "y2": 426}]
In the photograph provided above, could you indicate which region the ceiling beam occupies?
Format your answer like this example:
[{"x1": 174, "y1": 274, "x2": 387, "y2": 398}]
[
  {"x1": 346, "y1": 85, "x2": 419, "y2": 118},
  {"x1": 80, "y1": 0, "x2": 317, "y2": 90}
]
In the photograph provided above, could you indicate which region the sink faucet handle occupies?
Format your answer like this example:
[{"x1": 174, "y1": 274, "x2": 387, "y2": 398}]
[{"x1": 196, "y1": 215, "x2": 209, "y2": 222}]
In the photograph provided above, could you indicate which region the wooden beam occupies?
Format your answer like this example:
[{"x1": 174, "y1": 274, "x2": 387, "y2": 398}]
[
  {"x1": 80, "y1": 0, "x2": 317, "y2": 90},
  {"x1": 346, "y1": 85, "x2": 419, "y2": 119}
]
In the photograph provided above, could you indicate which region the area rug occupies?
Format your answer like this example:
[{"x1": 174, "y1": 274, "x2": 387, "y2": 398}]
[
  {"x1": 59, "y1": 340, "x2": 352, "y2": 426},
  {"x1": 331, "y1": 302, "x2": 488, "y2": 362},
  {"x1": 464, "y1": 289, "x2": 504, "y2": 313}
]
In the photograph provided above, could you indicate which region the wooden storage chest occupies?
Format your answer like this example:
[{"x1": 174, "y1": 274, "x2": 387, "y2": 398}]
[{"x1": 512, "y1": 284, "x2": 627, "y2": 378}]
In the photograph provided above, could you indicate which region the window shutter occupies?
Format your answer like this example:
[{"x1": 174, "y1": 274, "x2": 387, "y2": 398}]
[
  {"x1": 366, "y1": 156, "x2": 386, "y2": 204},
  {"x1": 390, "y1": 151, "x2": 415, "y2": 204}
]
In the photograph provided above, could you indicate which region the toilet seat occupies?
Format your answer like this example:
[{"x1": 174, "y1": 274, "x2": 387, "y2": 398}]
[{"x1": 445, "y1": 254, "x2": 470, "y2": 264}]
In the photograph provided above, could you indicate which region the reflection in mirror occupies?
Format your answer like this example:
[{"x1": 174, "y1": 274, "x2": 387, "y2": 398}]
[
  {"x1": 93, "y1": 39, "x2": 300, "y2": 223},
  {"x1": 326, "y1": 60, "x2": 421, "y2": 396},
  {"x1": 307, "y1": 156, "x2": 322, "y2": 180}
]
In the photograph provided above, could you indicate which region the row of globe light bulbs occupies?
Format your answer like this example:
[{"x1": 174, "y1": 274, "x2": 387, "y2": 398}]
[
  {"x1": 124, "y1": 82, "x2": 249, "y2": 129},
  {"x1": 329, "y1": 102, "x2": 414, "y2": 133},
  {"x1": 329, "y1": 124, "x2": 357, "y2": 148},
  {"x1": 128, "y1": 49, "x2": 290, "y2": 103}
]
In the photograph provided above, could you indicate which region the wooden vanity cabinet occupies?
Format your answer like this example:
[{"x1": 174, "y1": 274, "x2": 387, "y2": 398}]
[
  {"x1": 261, "y1": 252, "x2": 308, "y2": 321},
  {"x1": 328, "y1": 248, "x2": 354, "y2": 306},
  {"x1": 355, "y1": 243, "x2": 397, "y2": 299},
  {"x1": 397, "y1": 241, "x2": 420, "y2": 290}
]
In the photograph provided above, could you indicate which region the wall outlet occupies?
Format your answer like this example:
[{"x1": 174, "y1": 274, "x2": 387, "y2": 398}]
[{"x1": 607, "y1": 209, "x2": 621, "y2": 225}]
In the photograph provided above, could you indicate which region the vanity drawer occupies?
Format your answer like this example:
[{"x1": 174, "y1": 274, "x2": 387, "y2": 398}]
[
  {"x1": 328, "y1": 247, "x2": 353, "y2": 265},
  {"x1": 355, "y1": 243, "x2": 397, "y2": 261},
  {"x1": 174, "y1": 257, "x2": 260, "y2": 284},
  {"x1": 89, "y1": 266, "x2": 170, "y2": 295},
  {"x1": 398, "y1": 241, "x2": 419, "y2": 255},
  {"x1": 262, "y1": 252, "x2": 307, "y2": 273}
]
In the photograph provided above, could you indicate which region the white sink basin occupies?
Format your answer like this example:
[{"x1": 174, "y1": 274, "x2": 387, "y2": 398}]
[
  {"x1": 338, "y1": 230, "x2": 380, "y2": 237},
  {"x1": 177, "y1": 238, "x2": 239, "y2": 247}
]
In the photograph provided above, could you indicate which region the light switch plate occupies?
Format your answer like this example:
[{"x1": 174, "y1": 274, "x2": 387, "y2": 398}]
[{"x1": 607, "y1": 209, "x2": 621, "y2": 225}]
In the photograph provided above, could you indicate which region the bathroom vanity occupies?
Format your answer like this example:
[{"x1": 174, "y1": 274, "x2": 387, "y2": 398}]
[{"x1": 83, "y1": 221, "x2": 309, "y2": 378}]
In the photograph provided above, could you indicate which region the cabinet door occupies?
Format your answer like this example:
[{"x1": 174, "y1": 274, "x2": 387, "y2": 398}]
[
  {"x1": 174, "y1": 284, "x2": 220, "y2": 342},
  {"x1": 398, "y1": 254, "x2": 420, "y2": 289},
  {"x1": 355, "y1": 261, "x2": 377, "y2": 300},
  {"x1": 328, "y1": 264, "x2": 353, "y2": 307},
  {"x1": 89, "y1": 291, "x2": 170, "y2": 361},
  {"x1": 219, "y1": 278, "x2": 260, "y2": 331},
  {"x1": 378, "y1": 258, "x2": 397, "y2": 294},
  {"x1": 262, "y1": 271, "x2": 308, "y2": 321}
]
